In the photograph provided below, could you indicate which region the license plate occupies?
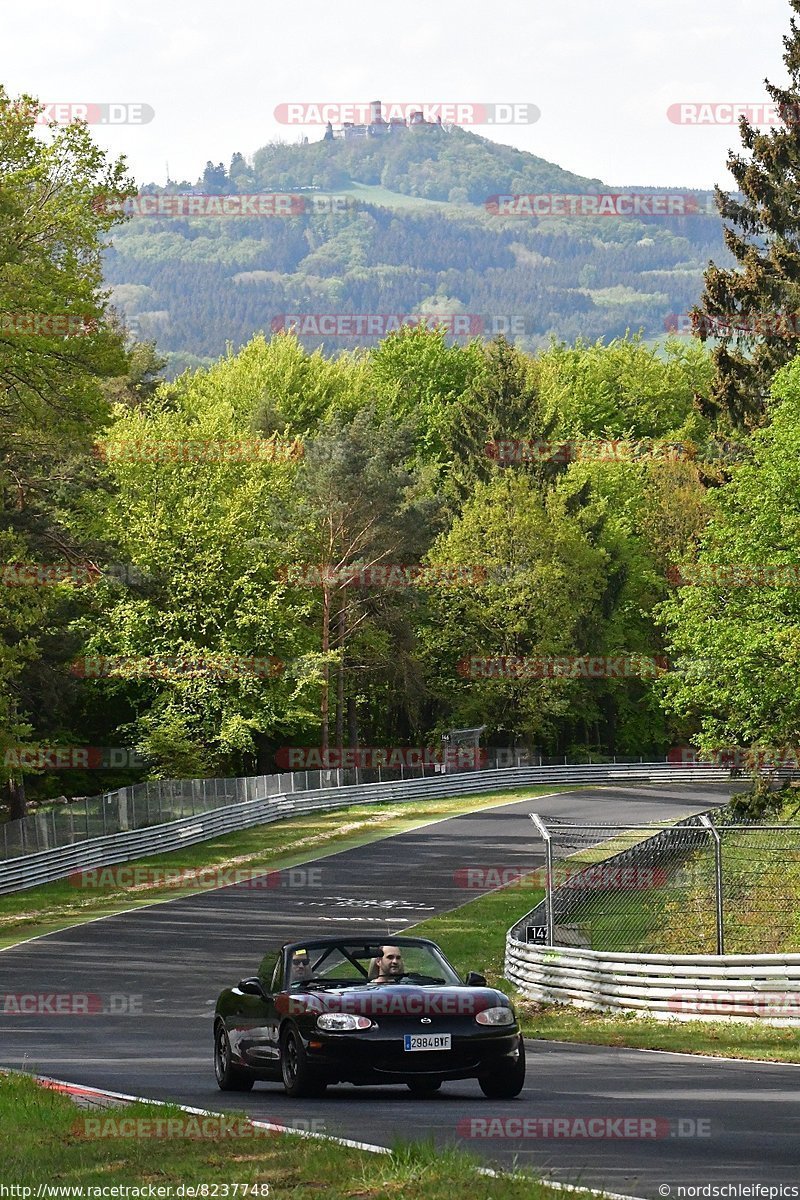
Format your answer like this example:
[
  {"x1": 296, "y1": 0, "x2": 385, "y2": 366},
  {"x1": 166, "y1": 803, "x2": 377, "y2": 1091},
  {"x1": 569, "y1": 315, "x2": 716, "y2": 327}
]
[{"x1": 403, "y1": 1034, "x2": 451, "y2": 1051}]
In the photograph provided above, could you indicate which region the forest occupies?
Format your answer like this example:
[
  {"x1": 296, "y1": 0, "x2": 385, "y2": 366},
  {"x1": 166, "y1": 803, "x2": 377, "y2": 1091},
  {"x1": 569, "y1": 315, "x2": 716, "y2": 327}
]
[
  {"x1": 106, "y1": 127, "x2": 729, "y2": 375},
  {"x1": 3, "y1": 52, "x2": 800, "y2": 816}
]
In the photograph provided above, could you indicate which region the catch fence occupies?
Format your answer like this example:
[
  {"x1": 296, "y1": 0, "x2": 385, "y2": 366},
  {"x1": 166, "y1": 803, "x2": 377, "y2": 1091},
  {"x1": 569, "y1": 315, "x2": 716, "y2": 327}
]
[
  {"x1": 0, "y1": 751, "x2": 709, "y2": 863},
  {"x1": 518, "y1": 814, "x2": 800, "y2": 955}
]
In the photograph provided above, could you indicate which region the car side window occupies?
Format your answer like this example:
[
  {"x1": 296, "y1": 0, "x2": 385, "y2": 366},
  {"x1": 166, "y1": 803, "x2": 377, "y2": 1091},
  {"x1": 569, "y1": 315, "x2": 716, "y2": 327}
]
[{"x1": 270, "y1": 958, "x2": 284, "y2": 993}]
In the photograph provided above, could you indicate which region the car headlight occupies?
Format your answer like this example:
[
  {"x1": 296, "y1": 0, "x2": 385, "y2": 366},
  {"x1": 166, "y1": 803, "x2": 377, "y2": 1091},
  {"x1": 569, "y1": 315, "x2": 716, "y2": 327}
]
[
  {"x1": 475, "y1": 1006, "x2": 515, "y2": 1026},
  {"x1": 316, "y1": 1013, "x2": 372, "y2": 1031}
]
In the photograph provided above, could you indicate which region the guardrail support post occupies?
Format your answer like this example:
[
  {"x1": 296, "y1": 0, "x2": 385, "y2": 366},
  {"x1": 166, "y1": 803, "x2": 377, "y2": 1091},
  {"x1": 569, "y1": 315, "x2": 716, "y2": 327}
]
[
  {"x1": 530, "y1": 813, "x2": 554, "y2": 947},
  {"x1": 699, "y1": 814, "x2": 724, "y2": 955}
]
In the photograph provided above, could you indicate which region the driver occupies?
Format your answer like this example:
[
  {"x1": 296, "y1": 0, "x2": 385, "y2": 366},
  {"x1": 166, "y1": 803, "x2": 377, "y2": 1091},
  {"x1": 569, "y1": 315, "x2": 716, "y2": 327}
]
[
  {"x1": 372, "y1": 945, "x2": 405, "y2": 982},
  {"x1": 289, "y1": 949, "x2": 313, "y2": 984}
]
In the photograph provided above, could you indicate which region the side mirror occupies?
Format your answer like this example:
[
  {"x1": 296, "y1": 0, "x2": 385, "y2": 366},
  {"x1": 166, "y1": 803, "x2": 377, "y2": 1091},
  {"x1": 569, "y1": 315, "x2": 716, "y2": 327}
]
[
  {"x1": 238, "y1": 977, "x2": 267, "y2": 998},
  {"x1": 465, "y1": 971, "x2": 487, "y2": 987}
]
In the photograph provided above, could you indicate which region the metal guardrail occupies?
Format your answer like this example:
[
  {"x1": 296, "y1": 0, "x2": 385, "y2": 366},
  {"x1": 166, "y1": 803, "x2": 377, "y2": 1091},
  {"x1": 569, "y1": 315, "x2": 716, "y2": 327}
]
[
  {"x1": 504, "y1": 936, "x2": 800, "y2": 1024},
  {"x1": 505, "y1": 795, "x2": 800, "y2": 1023},
  {"x1": 1, "y1": 753, "x2": 737, "y2": 862},
  {"x1": 0, "y1": 761, "x2": 732, "y2": 895}
]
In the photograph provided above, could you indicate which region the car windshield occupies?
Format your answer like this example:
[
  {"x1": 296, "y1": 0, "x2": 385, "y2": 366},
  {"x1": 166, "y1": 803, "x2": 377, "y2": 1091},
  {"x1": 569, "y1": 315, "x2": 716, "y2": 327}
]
[{"x1": 285, "y1": 940, "x2": 462, "y2": 989}]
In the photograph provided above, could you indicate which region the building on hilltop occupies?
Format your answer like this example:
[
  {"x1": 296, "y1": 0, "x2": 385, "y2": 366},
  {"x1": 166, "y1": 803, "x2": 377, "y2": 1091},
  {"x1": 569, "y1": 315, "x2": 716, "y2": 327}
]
[{"x1": 329, "y1": 100, "x2": 444, "y2": 140}]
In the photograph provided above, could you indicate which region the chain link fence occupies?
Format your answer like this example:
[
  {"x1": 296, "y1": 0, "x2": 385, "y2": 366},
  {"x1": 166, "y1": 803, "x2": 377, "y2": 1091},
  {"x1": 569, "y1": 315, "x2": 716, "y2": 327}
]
[
  {"x1": 522, "y1": 813, "x2": 800, "y2": 955},
  {"x1": 0, "y1": 749, "x2": 689, "y2": 863},
  {"x1": 0, "y1": 763, "x2": 451, "y2": 862}
]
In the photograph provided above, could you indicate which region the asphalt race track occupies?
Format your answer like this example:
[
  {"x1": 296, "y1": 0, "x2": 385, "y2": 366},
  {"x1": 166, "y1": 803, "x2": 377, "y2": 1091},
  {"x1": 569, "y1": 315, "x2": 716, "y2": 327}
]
[{"x1": 2, "y1": 782, "x2": 798, "y2": 1197}]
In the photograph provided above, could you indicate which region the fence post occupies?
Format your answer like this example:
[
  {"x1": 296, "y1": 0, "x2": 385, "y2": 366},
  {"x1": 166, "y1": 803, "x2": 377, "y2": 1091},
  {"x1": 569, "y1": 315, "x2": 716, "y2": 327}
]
[
  {"x1": 530, "y1": 813, "x2": 554, "y2": 947},
  {"x1": 699, "y1": 814, "x2": 724, "y2": 954},
  {"x1": 85, "y1": 797, "x2": 90, "y2": 840}
]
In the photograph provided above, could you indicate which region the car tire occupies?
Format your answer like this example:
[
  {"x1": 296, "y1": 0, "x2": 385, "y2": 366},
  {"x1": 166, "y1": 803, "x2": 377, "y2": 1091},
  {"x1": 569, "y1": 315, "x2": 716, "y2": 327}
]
[
  {"x1": 478, "y1": 1035, "x2": 526, "y2": 1099},
  {"x1": 407, "y1": 1078, "x2": 443, "y2": 1095},
  {"x1": 280, "y1": 1026, "x2": 328, "y2": 1098},
  {"x1": 214, "y1": 1023, "x2": 254, "y2": 1091}
]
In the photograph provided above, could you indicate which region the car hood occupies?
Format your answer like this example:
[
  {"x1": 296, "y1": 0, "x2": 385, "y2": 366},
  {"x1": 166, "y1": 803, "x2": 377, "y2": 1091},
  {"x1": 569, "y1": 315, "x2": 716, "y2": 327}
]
[{"x1": 276, "y1": 984, "x2": 510, "y2": 1018}]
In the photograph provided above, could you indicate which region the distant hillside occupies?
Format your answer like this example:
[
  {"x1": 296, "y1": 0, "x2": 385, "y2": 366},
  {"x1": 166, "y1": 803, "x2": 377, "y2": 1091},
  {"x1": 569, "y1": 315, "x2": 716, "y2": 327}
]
[
  {"x1": 104, "y1": 127, "x2": 731, "y2": 374},
  {"x1": 248, "y1": 126, "x2": 606, "y2": 202}
]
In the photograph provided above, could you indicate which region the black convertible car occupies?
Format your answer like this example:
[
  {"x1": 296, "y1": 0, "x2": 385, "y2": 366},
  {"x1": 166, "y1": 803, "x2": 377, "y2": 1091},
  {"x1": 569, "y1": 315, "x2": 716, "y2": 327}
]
[{"x1": 213, "y1": 935, "x2": 525, "y2": 1098}]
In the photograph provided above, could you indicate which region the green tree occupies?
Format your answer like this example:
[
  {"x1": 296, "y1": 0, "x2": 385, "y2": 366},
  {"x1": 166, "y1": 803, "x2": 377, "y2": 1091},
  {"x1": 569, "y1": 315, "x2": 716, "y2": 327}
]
[
  {"x1": 692, "y1": 0, "x2": 800, "y2": 426},
  {"x1": 291, "y1": 405, "x2": 436, "y2": 752},
  {"x1": 418, "y1": 472, "x2": 609, "y2": 751},
  {"x1": 660, "y1": 357, "x2": 800, "y2": 752},
  {"x1": 0, "y1": 88, "x2": 132, "y2": 815},
  {"x1": 82, "y1": 355, "x2": 320, "y2": 778}
]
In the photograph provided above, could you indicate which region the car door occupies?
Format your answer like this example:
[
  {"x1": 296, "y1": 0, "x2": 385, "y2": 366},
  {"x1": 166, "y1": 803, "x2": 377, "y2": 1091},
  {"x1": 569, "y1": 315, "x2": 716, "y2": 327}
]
[{"x1": 238, "y1": 953, "x2": 283, "y2": 1070}]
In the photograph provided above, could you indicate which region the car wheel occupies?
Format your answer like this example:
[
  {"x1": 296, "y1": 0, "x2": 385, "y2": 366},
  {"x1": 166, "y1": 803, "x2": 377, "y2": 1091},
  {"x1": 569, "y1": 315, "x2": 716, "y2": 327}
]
[
  {"x1": 214, "y1": 1023, "x2": 254, "y2": 1091},
  {"x1": 280, "y1": 1026, "x2": 327, "y2": 1098},
  {"x1": 478, "y1": 1035, "x2": 526, "y2": 1099},
  {"x1": 407, "y1": 1078, "x2": 443, "y2": 1095}
]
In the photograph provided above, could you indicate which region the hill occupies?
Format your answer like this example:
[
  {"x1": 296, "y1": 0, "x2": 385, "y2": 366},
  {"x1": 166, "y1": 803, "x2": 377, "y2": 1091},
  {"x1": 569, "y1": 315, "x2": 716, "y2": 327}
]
[{"x1": 104, "y1": 126, "x2": 730, "y2": 373}]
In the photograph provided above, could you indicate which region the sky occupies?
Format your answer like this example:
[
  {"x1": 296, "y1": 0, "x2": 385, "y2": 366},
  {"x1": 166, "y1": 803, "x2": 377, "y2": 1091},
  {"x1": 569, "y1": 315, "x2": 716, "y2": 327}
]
[{"x1": 1, "y1": 0, "x2": 793, "y2": 190}]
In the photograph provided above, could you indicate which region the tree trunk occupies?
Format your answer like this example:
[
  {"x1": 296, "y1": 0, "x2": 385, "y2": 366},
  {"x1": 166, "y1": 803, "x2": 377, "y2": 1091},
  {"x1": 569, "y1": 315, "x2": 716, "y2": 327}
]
[
  {"x1": 335, "y1": 604, "x2": 346, "y2": 749},
  {"x1": 320, "y1": 582, "x2": 331, "y2": 754},
  {"x1": 8, "y1": 775, "x2": 26, "y2": 821},
  {"x1": 347, "y1": 695, "x2": 359, "y2": 749}
]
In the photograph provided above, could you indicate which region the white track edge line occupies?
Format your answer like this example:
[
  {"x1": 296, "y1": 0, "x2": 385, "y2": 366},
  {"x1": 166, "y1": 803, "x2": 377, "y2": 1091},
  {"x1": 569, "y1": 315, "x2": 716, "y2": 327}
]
[{"x1": 8, "y1": 1068, "x2": 650, "y2": 1200}]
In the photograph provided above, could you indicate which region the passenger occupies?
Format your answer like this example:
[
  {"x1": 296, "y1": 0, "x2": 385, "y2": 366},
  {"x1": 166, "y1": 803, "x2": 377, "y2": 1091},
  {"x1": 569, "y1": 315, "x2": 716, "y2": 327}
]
[{"x1": 371, "y1": 945, "x2": 406, "y2": 982}]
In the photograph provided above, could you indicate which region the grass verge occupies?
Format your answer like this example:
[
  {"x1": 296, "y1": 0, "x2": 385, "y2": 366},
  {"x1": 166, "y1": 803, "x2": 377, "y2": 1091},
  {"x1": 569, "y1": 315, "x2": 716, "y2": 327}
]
[
  {"x1": 0, "y1": 786, "x2": 567, "y2": 950},
  {"x1": 0, "y1": 1072, "x2": 563, "y2": 1198},
  {"x1": 406, "y1": 874, "x2": 800, "y2": 1064}
]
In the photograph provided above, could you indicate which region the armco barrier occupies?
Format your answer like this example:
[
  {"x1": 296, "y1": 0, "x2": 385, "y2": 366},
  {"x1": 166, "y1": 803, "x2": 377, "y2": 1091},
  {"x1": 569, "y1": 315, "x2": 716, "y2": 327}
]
[
  {"x1": 504, "y1": 795, "x2": 800, "y2": 1023},
  {"x1": 0, "y1": 762, "x2": 731, "y2": 895},
  {"x1": 504, "y1": 936, "x2": 800, "y2": 1024}
]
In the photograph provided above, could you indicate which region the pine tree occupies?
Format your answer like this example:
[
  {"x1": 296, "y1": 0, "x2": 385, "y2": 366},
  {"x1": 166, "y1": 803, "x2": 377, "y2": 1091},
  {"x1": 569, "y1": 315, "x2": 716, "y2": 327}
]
[{"x1": 693, "y1": 0, "x2": 800, "y2": 427}]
